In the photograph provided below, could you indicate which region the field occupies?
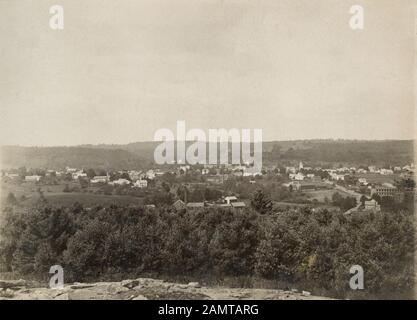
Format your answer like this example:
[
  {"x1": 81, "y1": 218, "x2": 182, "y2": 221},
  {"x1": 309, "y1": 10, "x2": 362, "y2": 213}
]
[
  {"x1": 302, "y1": 189, "x2": 353, "y2": 203},
  {"x1": 1, "y1": 181, "x2": 144, "y2": 208},
  {"x1": 33, "y1": 193, "x2": 143, "y2": 207},
  {"x1": 355, "y1": 173, "x2": 401, "y2": 184}
]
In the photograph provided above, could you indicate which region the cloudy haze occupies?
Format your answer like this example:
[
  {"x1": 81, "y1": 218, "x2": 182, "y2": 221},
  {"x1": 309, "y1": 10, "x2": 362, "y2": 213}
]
[{"x1": 0, "y1": 0, "x2": 415, "y2": 146}]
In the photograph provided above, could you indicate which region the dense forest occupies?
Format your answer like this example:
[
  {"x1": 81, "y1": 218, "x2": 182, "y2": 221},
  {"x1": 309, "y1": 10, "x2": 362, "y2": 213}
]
[
  {"x1": 263, "y1": 140, "x2": 414, "y2": 166},
  {"x1": 1, "y1": 140, "x2": 414, "y2": 169},
  {"x1": 0, "y1": 202, "x2": 414, "y2": 299}
]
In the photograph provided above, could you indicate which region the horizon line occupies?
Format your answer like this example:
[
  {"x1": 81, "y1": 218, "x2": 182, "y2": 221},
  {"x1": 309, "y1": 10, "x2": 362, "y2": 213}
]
[{"x1": 1, "y1": 138, "x2": 415, "y2": 148}]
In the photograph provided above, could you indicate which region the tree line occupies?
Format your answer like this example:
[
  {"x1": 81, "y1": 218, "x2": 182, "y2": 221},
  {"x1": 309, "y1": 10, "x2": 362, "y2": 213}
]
[{"x1": 0, "y1": 200, "x2": 414, "y2": 299}]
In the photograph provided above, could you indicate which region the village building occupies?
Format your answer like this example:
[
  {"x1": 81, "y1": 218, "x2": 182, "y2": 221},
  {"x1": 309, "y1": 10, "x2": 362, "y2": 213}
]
[
  {"x1": 5, "y1": 173, "x2": 19, "y2": 179},
  {"x1": 133, "y1": 179, "x2": 148, "y2": 188},
  {"x1": 146, "y1": 170, "x2": 156, "y2": 180},
  {"x1": 371, "y1": 183, "x2": 398, "y2": 198},
  {"x1": 179, "y1": 165, "x2": 190, "y2": 174},
  {"x1": 91, "y1": 176, "x2": 108, "y2": 184},
  {"x1": 110, "y1": 178, "x2": 131, "y2": 186},
  {"x1": 364, "y1": 199, "x2": 381, "y2": 212},
  {"x1": 330, "y1": 173, "x2": 345, "y2": 181},
  {"x1": 224, "y1": 196, "x2": 238, "y2": 205},
  {"x1": 286, "y1": 167, "x2": 297, "y2": 174},
  {"x1": 380, "y1": 168, "x2": 394, "y2": 175},
  {"x1": 186, "y1": 202, "x2": 205, "y2": 208},
  {"x1": 46, "y1": 170, "x2": 57, "y2": 177},
  {"x1": 289, "y1": 172, "x2": 305, "y2": 181},
  {"x1": 232, "y1": 170, "x2": 243, "y2": 177},
  {"x1": 288, "y1": 181, "x2": 330, "y2": 192},
  {"x1": 231, "y1": 202, "x2": 246, "y2": 208},
  {"x1": 128, "y1": 170, "x2": 143, "y2": 181},
  {"x1": 25, "y1": 175, "x2": 42, "y2": 182},
  {"x1": 243, "y1": 169, "x2": 262, "y2": 177},
  {"x1": 72, "y1": 171, "x2": 87, "y2": 180},
  {"x1": 173, "y1": 199, "x2": 187, "y2": 210},
  {"x1": 358, "y1": 178, "x2": 368, "y2": 185},
  {"x1": 66, "y1": 167, "x2": 77, "y2": 173},
  {"x1": 206, "y1": 175, "x2": 223, "y2": 184}
]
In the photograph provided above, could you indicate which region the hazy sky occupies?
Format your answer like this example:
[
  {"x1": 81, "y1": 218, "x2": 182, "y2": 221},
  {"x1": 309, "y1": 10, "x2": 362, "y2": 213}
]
[{"x1": 0, "y1": 0, "x2": 416, "y2": 146}]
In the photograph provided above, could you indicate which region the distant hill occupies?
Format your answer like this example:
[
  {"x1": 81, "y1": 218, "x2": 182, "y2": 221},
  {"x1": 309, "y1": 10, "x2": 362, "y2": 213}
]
[
  {"x1": 0, "y1": 146, "x2": 150, "y2": 170},
  {"x1": 79, "y1": 141, "x2": 159, "y2": 158},
  {"x1": 88, "y1": 139, "x2": 415, "y2": 167},
  {"x1": 1, "y1": 140, "x2": 414, "y2": 169},
  {"x1": 262, "y1": 140, "x2": 415, "y2": 167}
]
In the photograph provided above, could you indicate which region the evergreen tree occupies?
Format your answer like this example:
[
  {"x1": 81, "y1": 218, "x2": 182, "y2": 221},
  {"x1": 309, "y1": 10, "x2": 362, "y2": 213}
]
[{"x1": 251, "y1": 189, "x2": 273, "y2": 214}]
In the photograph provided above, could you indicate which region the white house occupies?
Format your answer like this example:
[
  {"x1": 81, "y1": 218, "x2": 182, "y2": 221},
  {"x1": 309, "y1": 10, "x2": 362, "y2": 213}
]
[
  {"x1": 224, "y1": 196, "x2": 238, "y2": 205},
  {"x1": 286, "y1": 167, "x2": 297, "y2": 174},
  {"x1": 243, "y1": 171, "x2": 262, "y2": 177},
  {"x1": 46, "y1": 170, "x2": 57, "y2": 177},
  {"x1": 5, "y1": 173, "x2": 19, "y2": 179},
  {"x1": 364, "y1": 199, "x2": 381, "y2": 212},
  {"x1": 72, "y1": 171, "x2": 87, "y2": 180},
  {"x1": 91, "y1": 176, "x2": 108, "y2": 183},
  {"x1": 133, "y1": 179, "x2": 148, "y2": 188},
  {"x1": 289, "y1": 173, "x2": 305, "y2": 181},
  {"x1": 330, "y1": 173, "x2": 345, "y2": 181},
  {"x1": 358, "y1": 178, "x2": 368, "y2": 185},
  {"x1": 128, "y1": 170, "x2": 143, "y2": 181},
  {"x1": 146, "y1": 170, "x2": 156, "y2": 180},
  {"x1": 380, "y1": 169, "x2": 394, "y2": 175},
  {"x1": 25, "y1": 175, "x2": 41, "y2": 182},
  {"x1": 110, "y1": 178, "x2": 131, "y2": 186}
]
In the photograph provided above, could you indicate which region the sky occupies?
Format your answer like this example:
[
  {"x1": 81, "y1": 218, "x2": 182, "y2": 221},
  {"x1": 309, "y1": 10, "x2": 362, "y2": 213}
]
[{"x1": 0, "y1": 0, "x2": 416, "y2": 146}]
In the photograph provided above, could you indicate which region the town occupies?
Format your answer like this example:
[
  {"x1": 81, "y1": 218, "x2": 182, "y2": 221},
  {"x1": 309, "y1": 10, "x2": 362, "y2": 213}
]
[{"x1": 2, "y1": 160, "x2": 415, "y2": 214}]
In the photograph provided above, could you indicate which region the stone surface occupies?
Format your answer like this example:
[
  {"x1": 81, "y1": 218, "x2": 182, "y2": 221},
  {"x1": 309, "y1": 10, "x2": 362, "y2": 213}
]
[
  {"x1": 121, "y1": 279, "x2": 140, "y2": 289},
  {"x1": 0, "y1": 277, "x2": 332, "y2": 300},
  {"x1": 187, "y1": 282, "x2": 201, "y2": 288},
  {"x1": 132, "y1": 294, "x2": 148, "y2": 300},
  {"x1": 0, "y1": 279, "x2": 28, "y2": 289}
]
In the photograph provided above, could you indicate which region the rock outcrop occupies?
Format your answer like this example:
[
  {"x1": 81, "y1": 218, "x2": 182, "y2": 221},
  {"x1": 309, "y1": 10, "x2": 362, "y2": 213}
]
[{"x1": 0, "y1": 278, "x2": 330, "y2": 300}]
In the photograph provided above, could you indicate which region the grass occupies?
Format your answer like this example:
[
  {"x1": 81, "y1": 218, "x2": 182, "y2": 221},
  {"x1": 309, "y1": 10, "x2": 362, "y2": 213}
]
[
  {"x1": 303, "y1": 189, "x2": 351, "y2": 202},
  {"x1": 355, "y1": 173, "x2": 401, "y2": 184},
  {"x1": 1, "y1": 181, "x2": 144, "y2": 208},
  {"x1": 34, "y1": 193, "x2": 144, "y2": 207}
]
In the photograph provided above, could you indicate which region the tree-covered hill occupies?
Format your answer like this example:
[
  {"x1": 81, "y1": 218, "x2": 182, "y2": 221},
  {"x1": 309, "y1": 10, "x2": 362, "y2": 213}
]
[{"x1": 1, "y1": 139, "x2": 414, "y2": 169}]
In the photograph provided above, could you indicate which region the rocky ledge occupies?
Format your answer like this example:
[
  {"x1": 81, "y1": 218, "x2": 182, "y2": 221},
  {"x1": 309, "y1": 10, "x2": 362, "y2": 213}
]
[{"x1": 0, "y1": 278, "x2": 330, "y2": 300}]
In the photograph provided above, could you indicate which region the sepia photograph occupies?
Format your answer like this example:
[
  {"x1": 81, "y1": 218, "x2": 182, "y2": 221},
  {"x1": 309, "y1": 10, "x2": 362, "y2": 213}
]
[{"x1": 0, "y1": 0, "x2": 416, "y2": 309}]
